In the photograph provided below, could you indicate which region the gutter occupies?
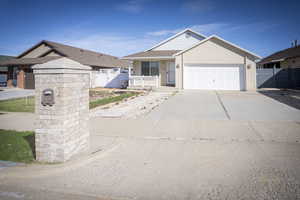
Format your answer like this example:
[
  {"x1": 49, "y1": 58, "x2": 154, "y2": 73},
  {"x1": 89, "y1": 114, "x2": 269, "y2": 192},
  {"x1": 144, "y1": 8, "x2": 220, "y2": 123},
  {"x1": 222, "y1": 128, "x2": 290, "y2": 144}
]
[
  {"x1": 121, "y1": 56, "x2": 175, "y2": 60},
  {"x1": 258, "y1": 58, "x2": 285, "y2": 65}
]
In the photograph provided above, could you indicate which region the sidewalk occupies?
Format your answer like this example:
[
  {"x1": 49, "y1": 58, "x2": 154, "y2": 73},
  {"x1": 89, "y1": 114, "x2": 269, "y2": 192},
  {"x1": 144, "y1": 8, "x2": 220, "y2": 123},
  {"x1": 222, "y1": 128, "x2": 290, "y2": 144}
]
[{"x1": 0, "y1": 88, "x2": 35, "y2": 100}]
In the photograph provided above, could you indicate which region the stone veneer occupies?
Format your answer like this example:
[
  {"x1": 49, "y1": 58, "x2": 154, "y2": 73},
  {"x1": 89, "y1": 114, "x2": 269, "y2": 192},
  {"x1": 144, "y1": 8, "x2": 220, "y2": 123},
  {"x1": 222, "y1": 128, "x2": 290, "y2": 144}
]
[{"x1": 33, "y1": 58, "x2": 91, "y2": 162}]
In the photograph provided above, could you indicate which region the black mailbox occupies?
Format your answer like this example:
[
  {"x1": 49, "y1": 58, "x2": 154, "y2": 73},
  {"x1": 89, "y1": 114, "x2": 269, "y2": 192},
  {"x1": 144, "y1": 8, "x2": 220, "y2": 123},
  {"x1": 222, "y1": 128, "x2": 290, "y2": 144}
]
[{"x1": 41, "y1": 89, "x2": 55, "y2": 106}]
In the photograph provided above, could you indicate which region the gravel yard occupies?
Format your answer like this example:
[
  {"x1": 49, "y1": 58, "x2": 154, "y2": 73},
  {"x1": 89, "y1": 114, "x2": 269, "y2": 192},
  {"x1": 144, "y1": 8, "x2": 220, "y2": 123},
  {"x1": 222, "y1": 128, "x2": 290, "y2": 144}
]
[
  {"x1": 0, "y1": 88, "x2": 141, "y2": 113},
  {"x1": 90, "y1": 91, "x2": 175, "y2": 118}
]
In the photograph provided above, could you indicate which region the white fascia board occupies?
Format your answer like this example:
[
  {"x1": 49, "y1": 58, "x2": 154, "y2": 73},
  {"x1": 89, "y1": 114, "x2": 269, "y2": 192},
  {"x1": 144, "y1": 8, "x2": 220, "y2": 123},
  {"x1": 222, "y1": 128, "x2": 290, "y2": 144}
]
[
  {"x1": 271, "y1": 58, "x2": 285, "y2": 62},
  {"x1": 146, "y1": 28, "x2": 207, "y2": 51},
  {"x1": 174, "y1": 35, "x2": 262, "y2": 59}
]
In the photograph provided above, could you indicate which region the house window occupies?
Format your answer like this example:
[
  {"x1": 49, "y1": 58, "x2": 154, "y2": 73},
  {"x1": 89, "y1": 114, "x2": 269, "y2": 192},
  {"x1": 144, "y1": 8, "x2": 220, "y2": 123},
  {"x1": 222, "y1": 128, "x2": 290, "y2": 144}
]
[{"x1": 141, "y1": 61, "x2": 159, "y2": 76}]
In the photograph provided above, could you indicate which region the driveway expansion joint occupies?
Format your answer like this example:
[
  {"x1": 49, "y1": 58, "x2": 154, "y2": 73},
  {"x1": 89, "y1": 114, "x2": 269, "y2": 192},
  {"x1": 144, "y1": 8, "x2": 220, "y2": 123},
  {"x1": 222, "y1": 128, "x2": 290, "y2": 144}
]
[
  {"x1": 91, "y1": 134, "x2": 300, "y2": 144},
  {"x1": 215, "y1": 91, "x2": 231, "y2": 120}
]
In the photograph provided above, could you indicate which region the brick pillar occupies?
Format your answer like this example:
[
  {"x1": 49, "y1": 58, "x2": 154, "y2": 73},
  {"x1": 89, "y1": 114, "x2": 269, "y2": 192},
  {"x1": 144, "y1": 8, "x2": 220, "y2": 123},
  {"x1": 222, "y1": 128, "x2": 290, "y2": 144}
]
[
  {"x1": 17, "y1": 68, "x2": 25, "y2": 88},
  {"x1": 7, "y1": 80, "x2": 14, "y2": 87},
  {"x1": 33, "y1": 58, "x2": 91, "y2": 163},
  {"x1": 7, "y1": 67, "x2": 14, "y2": 87}
]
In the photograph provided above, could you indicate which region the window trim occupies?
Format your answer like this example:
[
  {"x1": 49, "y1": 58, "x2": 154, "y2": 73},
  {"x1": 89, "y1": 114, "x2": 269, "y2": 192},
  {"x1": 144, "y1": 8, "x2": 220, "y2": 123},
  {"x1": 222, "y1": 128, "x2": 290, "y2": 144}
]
[{"x1": 141, "y1": 61, "x2": 159, "y2": 76}]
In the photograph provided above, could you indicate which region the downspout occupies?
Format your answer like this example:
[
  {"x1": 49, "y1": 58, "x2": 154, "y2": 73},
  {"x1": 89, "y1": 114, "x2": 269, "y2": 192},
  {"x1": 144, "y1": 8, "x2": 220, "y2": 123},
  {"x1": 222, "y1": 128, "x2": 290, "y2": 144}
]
[
  {"x1": 181, "y1": 54, "x2": 184, "y2": 89},
  {"x1": 244, "y1": 55, "x2": 247, "y2": 91}
]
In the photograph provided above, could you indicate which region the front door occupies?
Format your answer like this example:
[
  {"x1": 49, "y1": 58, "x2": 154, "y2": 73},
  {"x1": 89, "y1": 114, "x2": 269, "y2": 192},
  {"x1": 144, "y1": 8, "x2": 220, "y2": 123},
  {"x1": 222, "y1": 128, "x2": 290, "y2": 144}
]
[{"x1": 167, "y1": 61, "x2": 175, "y2": 85}]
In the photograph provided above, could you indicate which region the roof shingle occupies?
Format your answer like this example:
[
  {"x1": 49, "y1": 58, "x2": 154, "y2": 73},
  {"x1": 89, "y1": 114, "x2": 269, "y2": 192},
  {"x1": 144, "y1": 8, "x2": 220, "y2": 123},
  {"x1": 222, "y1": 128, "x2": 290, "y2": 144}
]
[
  {"x1": 0, "y1": 57, "x2": 60, "y2": 66},
  {"x1": 43, "y1": 41, "x2": 129, "y2": 68},
  {"x1": 259, "y1": 46, "x2": 300, "y2": 64},
  {"x1": 123, "y1": 50, "x2": 180, "y2": 59},
  {"x1": 0, "y1": 40, "x2": 129, "y2": 68}
]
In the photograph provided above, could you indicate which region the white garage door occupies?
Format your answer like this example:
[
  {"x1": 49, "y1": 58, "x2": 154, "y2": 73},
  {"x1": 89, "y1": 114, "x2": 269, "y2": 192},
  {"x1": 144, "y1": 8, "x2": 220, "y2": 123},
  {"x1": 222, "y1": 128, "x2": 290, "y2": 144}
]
[{"x1": 183, "y1": 64, "x2": 245, "y2": 90}]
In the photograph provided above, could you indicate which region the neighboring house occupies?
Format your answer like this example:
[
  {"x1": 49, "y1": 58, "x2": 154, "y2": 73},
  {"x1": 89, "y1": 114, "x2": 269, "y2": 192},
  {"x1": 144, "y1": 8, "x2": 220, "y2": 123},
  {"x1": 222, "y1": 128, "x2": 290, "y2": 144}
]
[
  {"x1": 0, "y1": 40, "x2": 129, "y2": 89},
  {"x1": 0, "y1": 55, "x2": 15, "y2": 87},
  {"x1": 256, "y1": 45, "x2": 300, "y2": 88},
  {"x1": 123, "y1": 29, "x2": 261, "y2": 91},
  {"x1": 258, "y1": 45, "x2": 300, "y2": 68}
]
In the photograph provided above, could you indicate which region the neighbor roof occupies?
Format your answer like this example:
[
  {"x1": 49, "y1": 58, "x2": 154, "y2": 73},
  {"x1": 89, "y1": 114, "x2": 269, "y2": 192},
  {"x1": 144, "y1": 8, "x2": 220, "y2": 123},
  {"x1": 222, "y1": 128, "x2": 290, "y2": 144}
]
[
  {"x1": 258, "y1": 45, "x2": 300, "y2": 64},
  {"x1": 123, "y1": 50, "x2": 180, "y2": 59},
  {"x1": 174, "y1": 35, "x2": 261, "y2": 60},
  {"x1": 0, "y1": 55, "x2": 15, "y2": 61},
  {"x1": 0, "y1": 56, "x2": 61, "y2": 66},
  {"x1": 17, "y1": 40, "x2": 129, "y2": 68}
]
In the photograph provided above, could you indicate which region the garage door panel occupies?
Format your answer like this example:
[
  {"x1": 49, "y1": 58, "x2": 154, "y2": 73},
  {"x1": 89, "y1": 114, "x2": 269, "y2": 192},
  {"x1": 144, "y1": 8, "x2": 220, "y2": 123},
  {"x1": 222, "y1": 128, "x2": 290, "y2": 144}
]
[{"x1": 183, "y1": 64, "x2": 245, "y2": 90}]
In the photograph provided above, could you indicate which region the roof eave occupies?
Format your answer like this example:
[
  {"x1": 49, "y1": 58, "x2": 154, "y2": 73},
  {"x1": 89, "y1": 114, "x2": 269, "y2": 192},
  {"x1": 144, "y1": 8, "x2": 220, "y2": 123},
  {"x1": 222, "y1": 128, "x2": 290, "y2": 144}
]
[
  {"x1": 17, "y1": 40, "x2": 47, "y2": 58},
  {"x1": 174, "y1": 35, "x2": 262, "y2": 59},
  {"x1": 122, "y1": 56, "x2": 175, "y2": 60}
]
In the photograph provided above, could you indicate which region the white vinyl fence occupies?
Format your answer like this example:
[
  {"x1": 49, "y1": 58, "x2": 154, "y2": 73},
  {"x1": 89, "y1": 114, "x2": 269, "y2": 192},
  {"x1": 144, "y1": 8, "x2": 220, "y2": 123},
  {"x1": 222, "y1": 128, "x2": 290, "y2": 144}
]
[
  {"x1": 129, "y1": 76, "x2": 159, "y2": 88},
  {"x1": 91, "y1": 68, "x2": 129, "y2": 88}
]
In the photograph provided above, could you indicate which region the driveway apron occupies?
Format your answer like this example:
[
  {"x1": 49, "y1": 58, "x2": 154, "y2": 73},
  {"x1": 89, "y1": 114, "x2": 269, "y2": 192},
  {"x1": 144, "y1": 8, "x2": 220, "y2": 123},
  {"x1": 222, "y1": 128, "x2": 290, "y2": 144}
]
[{"x1": 145, "y1": 90, "x2": 228, "y2": 120}]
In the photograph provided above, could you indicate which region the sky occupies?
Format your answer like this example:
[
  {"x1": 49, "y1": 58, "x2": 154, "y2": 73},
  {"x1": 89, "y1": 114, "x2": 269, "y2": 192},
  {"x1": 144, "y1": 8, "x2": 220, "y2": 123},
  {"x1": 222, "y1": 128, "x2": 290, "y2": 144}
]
[{"x1": 0, "y1": 0, "x2": 299, "y2": 58}]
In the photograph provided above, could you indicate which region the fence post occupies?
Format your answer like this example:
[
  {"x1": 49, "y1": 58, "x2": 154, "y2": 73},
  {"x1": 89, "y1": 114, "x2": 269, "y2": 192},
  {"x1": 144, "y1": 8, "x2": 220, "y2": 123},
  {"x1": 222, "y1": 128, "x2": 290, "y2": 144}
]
[{"x1": 273, "y1": 64, "x2": 276, "y2": 88}]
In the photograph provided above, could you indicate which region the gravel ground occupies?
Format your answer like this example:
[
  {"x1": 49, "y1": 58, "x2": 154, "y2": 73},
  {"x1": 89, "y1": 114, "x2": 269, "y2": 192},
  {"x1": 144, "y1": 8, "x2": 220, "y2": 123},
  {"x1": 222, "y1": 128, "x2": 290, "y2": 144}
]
[{"x1": 90, "y1": 91, "x2": 174, "y2": 118}]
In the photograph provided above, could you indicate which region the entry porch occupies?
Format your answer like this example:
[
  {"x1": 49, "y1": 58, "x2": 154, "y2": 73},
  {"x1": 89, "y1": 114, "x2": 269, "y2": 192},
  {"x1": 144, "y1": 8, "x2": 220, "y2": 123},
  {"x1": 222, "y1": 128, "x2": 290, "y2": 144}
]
[{"x1": 129, "y1": 59, "x2": 176, "y2": 88}]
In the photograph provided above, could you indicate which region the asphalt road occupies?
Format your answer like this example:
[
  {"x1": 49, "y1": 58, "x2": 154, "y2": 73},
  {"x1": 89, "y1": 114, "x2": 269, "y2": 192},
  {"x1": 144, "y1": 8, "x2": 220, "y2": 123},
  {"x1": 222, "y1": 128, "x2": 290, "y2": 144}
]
[{"x1": 0, "y1": 90, "x2": 300, "y2": 200}]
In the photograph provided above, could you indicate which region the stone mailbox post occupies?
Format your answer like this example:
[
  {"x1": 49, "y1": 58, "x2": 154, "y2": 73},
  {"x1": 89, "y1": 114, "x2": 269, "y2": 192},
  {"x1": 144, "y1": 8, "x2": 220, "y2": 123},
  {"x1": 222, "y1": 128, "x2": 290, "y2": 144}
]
[{"x1": 33, "y1": 58, "x2": 91, "y2": 163}]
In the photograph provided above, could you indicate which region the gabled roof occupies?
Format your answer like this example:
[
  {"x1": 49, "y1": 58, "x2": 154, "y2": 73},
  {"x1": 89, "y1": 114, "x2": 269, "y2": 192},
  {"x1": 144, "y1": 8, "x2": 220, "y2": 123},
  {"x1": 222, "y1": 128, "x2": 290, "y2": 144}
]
[
  {"x1": 174, "y1": 35, "x2": 261, "y2": 59},
  {"x1": 0, "y1": 57, "x2": 60, "y2": 66},
  {"x1": 258, "y1": 45, "x2": 300, "y2": 64},
  {"x1": 17, "y1": 40, "x2": 129, "y2": 68},
  {"x1": 0, "y1": 55, "x2": 15, "y2": 61},
  {"x1": 32, "y1": 57, "x2": 91, "y2": 70},
  {"x1": 146, "y1": 28, "x2": 206, "y2": 51},
  {"x1": 123, "y1": 50, "x2": 180, "y2": 60}
]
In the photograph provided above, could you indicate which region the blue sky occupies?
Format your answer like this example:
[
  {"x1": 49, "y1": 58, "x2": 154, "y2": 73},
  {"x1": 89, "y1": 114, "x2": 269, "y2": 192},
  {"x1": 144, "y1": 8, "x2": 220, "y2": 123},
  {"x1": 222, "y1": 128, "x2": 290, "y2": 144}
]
[{"x1": 0, "y1": 0, "x2": 299, "y2": 58}]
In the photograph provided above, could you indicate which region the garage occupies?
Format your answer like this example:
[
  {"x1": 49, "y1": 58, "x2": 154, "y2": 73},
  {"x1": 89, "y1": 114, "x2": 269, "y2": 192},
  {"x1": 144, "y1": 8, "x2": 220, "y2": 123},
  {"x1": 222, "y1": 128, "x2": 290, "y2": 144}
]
[
  {"x1": 174, "y1": 35, "x2": 261, "y2": 91},
  {"x1": 183, "y1": 64, "x2": 245, "y2": 90}
]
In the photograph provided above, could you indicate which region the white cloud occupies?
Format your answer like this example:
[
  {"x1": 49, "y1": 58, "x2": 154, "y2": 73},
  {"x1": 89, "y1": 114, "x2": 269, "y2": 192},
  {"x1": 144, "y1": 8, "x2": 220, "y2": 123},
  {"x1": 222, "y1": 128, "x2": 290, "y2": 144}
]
[
  {"x1": 189, "y1": 24, "x2": 229, "y2": 35},
  {"x1": 7, "y1": 22, "x2": 276, "y2": 58},
  {"x1": 47, "y1": 33, "x2": 159, "y2": 57},
  {"x1": 115, "y1": 0, "x2": 147, "y2": 14},
  {"x1": 46, "y1": 23, "x2": 232, "y2": 57},
  {"x1": 147, "y1": 28, "x2": 182, "y2": 36},
  {"x1": 147, "y1": 23, "x2": 229, "y2": 37},
  {"x1": 147, "y1": 22, "x2": 277, "y2": 38},
  {"x1": 182, "y1": 0, "x2": 214, "y2": 13}
]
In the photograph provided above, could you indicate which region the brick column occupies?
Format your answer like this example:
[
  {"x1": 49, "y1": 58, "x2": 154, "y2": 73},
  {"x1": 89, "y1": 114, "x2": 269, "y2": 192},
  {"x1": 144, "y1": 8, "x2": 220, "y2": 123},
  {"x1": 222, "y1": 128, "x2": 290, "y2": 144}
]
[
  {"x1": 7, "y1": 80, "x2": 14, "y2": 87},
  {"x1": 17, "y1": 68, "x2": 25, "y2": 88},
  {"x1": 33, "y1": 58, "x2": 91, "y2": 163},
  {"x1": 7, "y1": 67, "x2": 14, "y2": 87}
]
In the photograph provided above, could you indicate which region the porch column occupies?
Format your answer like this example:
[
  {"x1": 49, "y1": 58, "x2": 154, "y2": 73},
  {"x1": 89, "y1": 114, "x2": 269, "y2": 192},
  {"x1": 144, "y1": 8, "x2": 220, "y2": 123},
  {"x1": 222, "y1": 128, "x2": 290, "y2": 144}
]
[
  {"x1": 128, "y1": 61, "x2": 133, "y2": 87},
  {"x1": 128, "y1": 61, "x2": 133, "y2": 77}
]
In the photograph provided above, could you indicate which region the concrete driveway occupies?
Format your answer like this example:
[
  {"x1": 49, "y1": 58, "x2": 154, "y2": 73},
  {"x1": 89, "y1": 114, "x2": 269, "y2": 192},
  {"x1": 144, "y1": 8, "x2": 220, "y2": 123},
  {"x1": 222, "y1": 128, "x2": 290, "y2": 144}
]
[
  {"x1": 146, "y1": 90, "x2": 300, "y2": 121},
  {"x1": 1, "y1": 90, "x2": 300, "y2": 200}
]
